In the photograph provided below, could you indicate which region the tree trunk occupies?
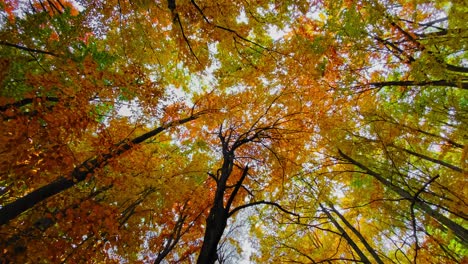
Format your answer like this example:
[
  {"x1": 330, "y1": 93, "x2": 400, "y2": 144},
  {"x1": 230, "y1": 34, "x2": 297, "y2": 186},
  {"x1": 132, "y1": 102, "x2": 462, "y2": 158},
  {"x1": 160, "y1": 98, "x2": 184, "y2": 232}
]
[
  {"x1": 338, "y1": 150, "x2": 468, "y2": 244},
  {"x1": 154, "y1": 214, "x2": 186, "y2": 264},
  {"x1": 196, "y1": 204, "x2": 228, "y2": 264},
  {"x1": 393, "y1": 145, "x2": 463, "y2": 172},
  {"x1": 327, "y1": 203, "x2": 384, "y2": 264},
  {"x1": 196, "y1": 136, "x2": 251, "y2": 264},
  {"x1": 0, "y1": 115, "x2": 201, "y2": 226},
  {"x1": 320, "y1": 204, "x2": 371, "y2": 264}
]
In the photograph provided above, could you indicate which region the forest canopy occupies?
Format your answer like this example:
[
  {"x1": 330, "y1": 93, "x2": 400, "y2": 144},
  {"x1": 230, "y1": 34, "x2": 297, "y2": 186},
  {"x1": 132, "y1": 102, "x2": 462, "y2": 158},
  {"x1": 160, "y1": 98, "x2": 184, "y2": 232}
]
[{"x1": 0, "y1": 0, "x2": 467, "y2": 263}]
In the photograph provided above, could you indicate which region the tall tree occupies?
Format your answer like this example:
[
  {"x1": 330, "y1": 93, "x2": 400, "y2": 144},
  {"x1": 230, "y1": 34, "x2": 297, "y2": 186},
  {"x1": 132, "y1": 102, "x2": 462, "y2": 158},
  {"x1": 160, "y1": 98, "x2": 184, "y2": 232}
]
[{"x1": 1, "y1": 0, "x2": 466, "y2": 263}]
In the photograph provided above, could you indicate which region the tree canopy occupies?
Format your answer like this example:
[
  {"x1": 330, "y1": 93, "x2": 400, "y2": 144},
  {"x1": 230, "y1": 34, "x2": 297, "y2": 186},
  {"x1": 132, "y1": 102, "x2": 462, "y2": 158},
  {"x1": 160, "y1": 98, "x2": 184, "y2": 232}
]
[{"x1": 0, "y1": 0, "x2": 466, "y2": 263}]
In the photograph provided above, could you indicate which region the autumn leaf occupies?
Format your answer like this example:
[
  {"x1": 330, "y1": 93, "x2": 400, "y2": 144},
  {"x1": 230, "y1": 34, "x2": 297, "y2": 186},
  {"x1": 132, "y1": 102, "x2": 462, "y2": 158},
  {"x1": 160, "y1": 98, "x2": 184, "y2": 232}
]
[{"x1": 0, "y1": 0, "x2": 466, "y2": 263}]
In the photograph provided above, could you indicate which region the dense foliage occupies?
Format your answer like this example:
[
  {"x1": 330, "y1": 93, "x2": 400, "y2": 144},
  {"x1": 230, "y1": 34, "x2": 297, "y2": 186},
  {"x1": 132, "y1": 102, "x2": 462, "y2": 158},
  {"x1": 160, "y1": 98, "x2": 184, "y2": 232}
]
[{"x1": 0, "y1": 0, "x2": 466, "y2": 263}]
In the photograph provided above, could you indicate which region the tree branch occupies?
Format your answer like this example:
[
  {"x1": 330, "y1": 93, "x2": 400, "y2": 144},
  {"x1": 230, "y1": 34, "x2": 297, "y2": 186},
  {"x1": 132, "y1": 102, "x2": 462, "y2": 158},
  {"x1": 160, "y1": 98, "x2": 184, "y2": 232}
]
[
  {"x1": 0, "y1": 41, "x2": 60, "y2": 57},
  {"x1": 190, "y1": 0, "x2": 267, "y2": 51},
  {"x1": 327, "y1": 203, "x2": 384, "y2": 264},
  {"x1": 225, "y1": 165, "x2": 248, "y2": 212},
  {"x1": 0, "y1": 112, "x2": 205, "y2": 226},
  {"x1": 173, "y1": 14, "x2": 201, "y2": 64},
  {"x1": 337, "y1": 149, "x2": 468, "y2": 244},
  {"x1": 0, "y1": 97, "x2": 60, "y2": 112},
  {"x1": 320, "y1": 204, "x2": 372, "y2": 264},
  {"x1": 228, "y1": 200, "x2": 299, "y2": 219},
  {"x1": 396, "y1": 146, "x2": 463, "y2": 172},
  {"x1": 366, "y1": 80, "x2": 468, "y2": 90}
]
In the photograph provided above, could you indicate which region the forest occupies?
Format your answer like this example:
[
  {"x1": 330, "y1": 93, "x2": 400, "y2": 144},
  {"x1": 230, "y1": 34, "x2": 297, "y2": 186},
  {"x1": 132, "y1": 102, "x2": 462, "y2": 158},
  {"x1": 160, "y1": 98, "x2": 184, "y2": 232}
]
[{"x1": 0, "y1": 0, "x2": 466, "y2": 263}]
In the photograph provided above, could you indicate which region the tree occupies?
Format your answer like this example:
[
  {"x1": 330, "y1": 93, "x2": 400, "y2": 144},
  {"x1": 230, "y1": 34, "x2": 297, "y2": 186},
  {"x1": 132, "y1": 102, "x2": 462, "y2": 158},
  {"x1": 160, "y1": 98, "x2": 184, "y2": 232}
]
[
  {"x1": 247, "y1": 0, "x2": 467, "y2": 263},
  {"x1": 1, "y1": 0, "x2": 466, "y2": 263},
  {"x1": 195, "y1": 88, "x2": 306, "y2": 263}
]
